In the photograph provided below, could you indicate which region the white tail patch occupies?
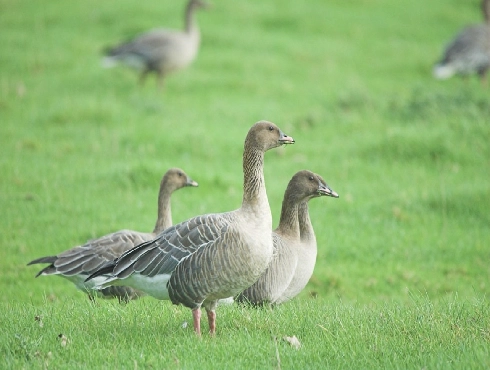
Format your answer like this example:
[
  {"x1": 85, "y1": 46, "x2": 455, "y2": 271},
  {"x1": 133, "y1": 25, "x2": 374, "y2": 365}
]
[
  {"x1": 433, "y1": 64, "x2": 455, "y2": 79},
  {"x1": 217, "y1": 297, "x2": 235, "y2": 305},
  {"x1": 95, "y1": 273, "x2": 171, "y2": 300},
  {"x1": 102, "y1": 55, "x2": 146, "y2": 70},
  {"x1": 101, "y1": 57, "x2": 118, "y2": 69}
]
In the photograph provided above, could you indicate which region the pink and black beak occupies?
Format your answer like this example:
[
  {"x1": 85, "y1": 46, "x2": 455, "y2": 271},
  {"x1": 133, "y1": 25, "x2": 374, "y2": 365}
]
[
  {"x1": 186, "y1": 177, "x2": 199, "y2": 187},
  {"x1": 318, "y1": 182, "x2": 339, "y2": 198},
  {"x1": 279, "y1": 130, "x2": 295, "y2": 145}
]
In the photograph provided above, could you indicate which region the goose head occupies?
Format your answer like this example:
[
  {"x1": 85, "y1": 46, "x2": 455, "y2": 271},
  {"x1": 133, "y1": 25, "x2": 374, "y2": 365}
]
[
  {"x1": 245, "y1": 121, "x2": 295, "y2": 152},
  {"x1": 161, "y1": 168, "x2": 199, "y2": 192},
  {"x1": 287, "y1": 170, "x2": 339, "y2": 201},
  {"x1": 189, "y1": 0, "x2": 210, "y2": 10}
]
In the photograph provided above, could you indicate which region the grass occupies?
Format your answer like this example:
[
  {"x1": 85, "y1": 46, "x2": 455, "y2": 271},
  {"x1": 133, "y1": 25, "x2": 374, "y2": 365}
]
[
  {"x1": 1, "y1": 0, "x2": 489, "y2": 368},
  {"x1": 3, "y1": 296, "x2": 490, "y2": 368}
]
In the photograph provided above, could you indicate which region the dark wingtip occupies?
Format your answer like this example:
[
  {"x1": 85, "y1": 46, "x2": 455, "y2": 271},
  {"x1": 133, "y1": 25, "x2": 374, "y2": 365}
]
[
  {"x1": 32, "y1": 265, "x2": 56, "y2": 278},
  {"x1": 27, "y1": 256, "x2": 57, "y2": 266},
  {"x1": 34, "y1": 269, "x2": 46, "y2": 278},
  {"x1": 85, "y1": 261, "x2": 115, "y2": 282}
]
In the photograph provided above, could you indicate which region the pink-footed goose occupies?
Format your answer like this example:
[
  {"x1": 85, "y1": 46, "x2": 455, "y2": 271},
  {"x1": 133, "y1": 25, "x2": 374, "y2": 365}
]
[
  {"x1": 86, "y1": 121, "x2": 295, "y2": 335},
  {"x1": 236, "y1": 170, "x2": 338, "y2": 306},
  {"x1": 433, "y1": 0, "x2": 490, "y2": 84},
  {"x1": 27, "y1": 168, "x2": 198, "y2": 302},
  {"x1": 102, "y1": 0, "x2": 208, "y2": 88}
]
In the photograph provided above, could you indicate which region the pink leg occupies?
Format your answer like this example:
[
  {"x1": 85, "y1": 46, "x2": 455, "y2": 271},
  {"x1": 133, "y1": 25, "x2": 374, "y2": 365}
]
[
  {"x1": 207, "y1": 310, "x2": 216, "y2": 335},
  {"x1": 192, "y1": 308, "x2": 202, "y2": 336}
]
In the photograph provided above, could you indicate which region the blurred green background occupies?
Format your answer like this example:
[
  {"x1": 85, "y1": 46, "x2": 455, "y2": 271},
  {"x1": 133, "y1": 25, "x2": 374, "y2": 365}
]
[{"x1": 1, "y1": 0, "x2": 489, "y2": 306}]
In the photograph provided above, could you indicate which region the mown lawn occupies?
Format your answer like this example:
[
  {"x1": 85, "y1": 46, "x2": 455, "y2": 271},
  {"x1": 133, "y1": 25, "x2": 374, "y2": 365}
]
[{"x1": 1, "y1": 0, "x2": 489, "y2": 368}]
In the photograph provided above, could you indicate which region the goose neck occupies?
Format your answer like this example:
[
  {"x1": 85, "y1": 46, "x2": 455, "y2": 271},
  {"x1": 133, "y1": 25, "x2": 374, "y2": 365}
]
[
  {"x1": 276, "y1": 199, "x2": 300, "y2": 238},
  {"x1": 241, "y1": 147, "x2": 268, "y2": 211},
  {"x1": 153, "y1": 187, "x2": 173, "y2": 234},
  {"x1": 298, "y1": 201, "x2": 315, "y2": 243},
  {"x1": 184, "y1": 2, "x2": 199, "y2": 34},
  {"x1": 483, "y1": 0, "x2": 490, "y2": 23}
]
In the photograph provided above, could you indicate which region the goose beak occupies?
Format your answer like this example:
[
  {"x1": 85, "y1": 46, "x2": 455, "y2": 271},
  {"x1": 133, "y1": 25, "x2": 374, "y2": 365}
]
[
  {"x1": 318, "y1": 184, "x2": 339, "y2": 198},
  {"x1": 187, "y1": 178, "x2": 199, "y2": 187},
  {"x1": 279, "y1": 132, "x2": 295, "y2": 145}
]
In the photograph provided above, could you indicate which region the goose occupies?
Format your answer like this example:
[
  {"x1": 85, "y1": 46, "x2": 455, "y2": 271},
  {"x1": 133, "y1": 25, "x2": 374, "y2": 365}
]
[
  {"x1": 86, "y1": 121, "x2": 295, "y2": 335},
  {"x1": 27, "y1": 168, "x2": 198, "y2": 302},
  {"x1": 102, "y1": 0, "x2": 208, "y2": 88},
  {"x1": 433, "y1": 0, "x2": 490, "y2": 84},
  {"x1": 236, "y1": 170, "x2": 338, "y2": 306}
]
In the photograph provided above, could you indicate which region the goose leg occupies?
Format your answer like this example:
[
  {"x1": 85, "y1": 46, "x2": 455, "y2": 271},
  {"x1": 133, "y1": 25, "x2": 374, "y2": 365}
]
[
  {"x1": 156, "y1": 71, "x2": 165, "y2": 90},
  {"x1": 192, "y1": 308, "x2": 202, "y2": 336},
  {"x1": 478, "y1": 68, "x2": 488, "y2": 87},
  {"x1": 204, "y1": 301, "x2": 218, "y2": 335},
  {"x1": 207, "y1": 309, "x2": 216, "y2": 335},
  {"x1": 139, "y1": 69, "x2": 149, "y2": 86}
]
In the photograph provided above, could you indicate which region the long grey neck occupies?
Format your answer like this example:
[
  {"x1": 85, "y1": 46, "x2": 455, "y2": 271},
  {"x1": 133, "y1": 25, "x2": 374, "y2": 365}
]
[
  {"x1": 153, "y1": 187, "x2": 173, "y2": 234},
  {"x1": 241, "y1": 147, "x2": 269, "y2": 215},
  {"x1": 483, "y1": 0, "x2": 490, "y2": 24},
  {"x1": 184, "y1": 2, "x2": 199, "y2": 34},
  {"x1": 298, "y1": 201, "x2": 315, "y2": 243},
  {"x1": 276, "y1": 195, "x2": 301, "y2": 238}
]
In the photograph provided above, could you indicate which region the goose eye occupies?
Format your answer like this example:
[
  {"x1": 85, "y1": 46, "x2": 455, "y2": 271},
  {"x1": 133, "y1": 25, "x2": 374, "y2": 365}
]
[
  {"x1": 309, "y1": 176, "x2": 314, "y2": 181},
  {"x1": 268, "y1": 126, "x2": 274, "y2": 131},
  {"x1": 178, "y1": 172, "x2": 183, "y2": 177}
]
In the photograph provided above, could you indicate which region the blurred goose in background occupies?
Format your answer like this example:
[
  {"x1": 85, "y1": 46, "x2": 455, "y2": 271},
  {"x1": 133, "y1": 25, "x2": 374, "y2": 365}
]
[
  {"x1": 433, "y1": 0, "x2": 490, "y2": 84},
  {"x1": 102, "y1": 0, "x2": 208, "y2": 88},
  {"x1": 86, "y1": 121, "x2": 295, "y2": 335},
  {"x1": 27, "y1": 168, "x2": 198, "y2": 302},
  {"x1": 236, "y1": 170, "x2": 338, "y2": 306}
]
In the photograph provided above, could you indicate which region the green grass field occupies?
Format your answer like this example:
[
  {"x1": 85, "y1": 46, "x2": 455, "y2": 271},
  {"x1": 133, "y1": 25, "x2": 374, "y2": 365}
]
[{"x1": 1, "y1": 0, "x2": 489, "y2": 368}]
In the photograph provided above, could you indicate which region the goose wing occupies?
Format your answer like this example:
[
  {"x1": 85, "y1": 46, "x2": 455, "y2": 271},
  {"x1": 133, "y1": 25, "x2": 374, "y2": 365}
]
[{"x1": 101, "y1": 213, "x2": 232, "y2": 280}]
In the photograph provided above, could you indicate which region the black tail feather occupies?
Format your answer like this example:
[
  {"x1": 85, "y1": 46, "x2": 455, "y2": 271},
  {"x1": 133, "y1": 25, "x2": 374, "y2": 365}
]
[{"x1": 27, "y1": 256, "x2": 57, "y2": 266}]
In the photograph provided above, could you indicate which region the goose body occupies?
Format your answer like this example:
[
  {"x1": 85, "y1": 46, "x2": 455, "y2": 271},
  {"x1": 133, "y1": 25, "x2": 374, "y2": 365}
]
[
  {"x1": 87, "y1": 121, "x2": 295, "y2": 335},
  {"x1": 434, "y1": 0, "x2": 490, "y2": 83},
  {"x1": 103, "y1": 0, "x2": 208, "y2": 87},
  {"x1": 27, "y1": 168, "x2": 198, "y2": 302},
  {"x1": 237, "y1": 170, "x2": 338, "y2": 306}
]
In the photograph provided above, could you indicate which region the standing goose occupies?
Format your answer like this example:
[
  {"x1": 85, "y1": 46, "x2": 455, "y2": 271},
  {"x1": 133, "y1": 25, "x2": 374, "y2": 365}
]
[
  {"x1": 433, "y1": 0, "x2": 490, "y2": 84},
  {"x1": 236, "y1": 170, "x2": 338, "y2": 306},
  {"x1": 27, "y1": 168, "x2": 198, "y2": 302},
  {"x1": 102, "y1": 0, "x2": 208, "y2": 88},
  {"x1": 86, "y1": 121, "x2": 295, "y2": 335}
]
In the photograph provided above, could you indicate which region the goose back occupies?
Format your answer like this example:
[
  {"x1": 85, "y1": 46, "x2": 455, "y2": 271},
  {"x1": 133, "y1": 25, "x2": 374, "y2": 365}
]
[
  {"x1": 434, "y1": 0, "x2": 490, "y2": 82},
  {"x1": 103, "y1": 0, "x2": 208, "y2": 87}
]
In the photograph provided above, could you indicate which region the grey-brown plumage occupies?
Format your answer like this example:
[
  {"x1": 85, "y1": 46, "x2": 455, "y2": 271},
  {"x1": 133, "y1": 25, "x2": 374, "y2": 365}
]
[
  {"x1": 86, "y1": 121, "x2": 295, "y2": 335},
  {"x1": 27, "y1": 168, "x2": 198, "y2": 302},
  {"x1": 236, "y1": 170, "x2": 338, "y2": 306},
  {"x1": 102, "y1": 0, "x2": 208, "y2": 87},
  {"x1": 433, "y1": 0, "x2": 490, "y2": 83}
]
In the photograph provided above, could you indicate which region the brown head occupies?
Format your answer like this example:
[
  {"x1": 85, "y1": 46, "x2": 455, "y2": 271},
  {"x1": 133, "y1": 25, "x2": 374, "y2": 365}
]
[
  {"x1": 160, "y1": 168, "x2": 199, "y2": 192},
  {"x1": 285, "y1": 170, "x2": 338, "y2": 203},
  {"x1": 154, "y1": 167, "x2": 198, "y2": 233},
  {"x1": 244, "y1": 121, "x2": 295, "y2": 153},
  {"x1": 189, "y1": 0, "x2": 210, "y2": 10}
]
